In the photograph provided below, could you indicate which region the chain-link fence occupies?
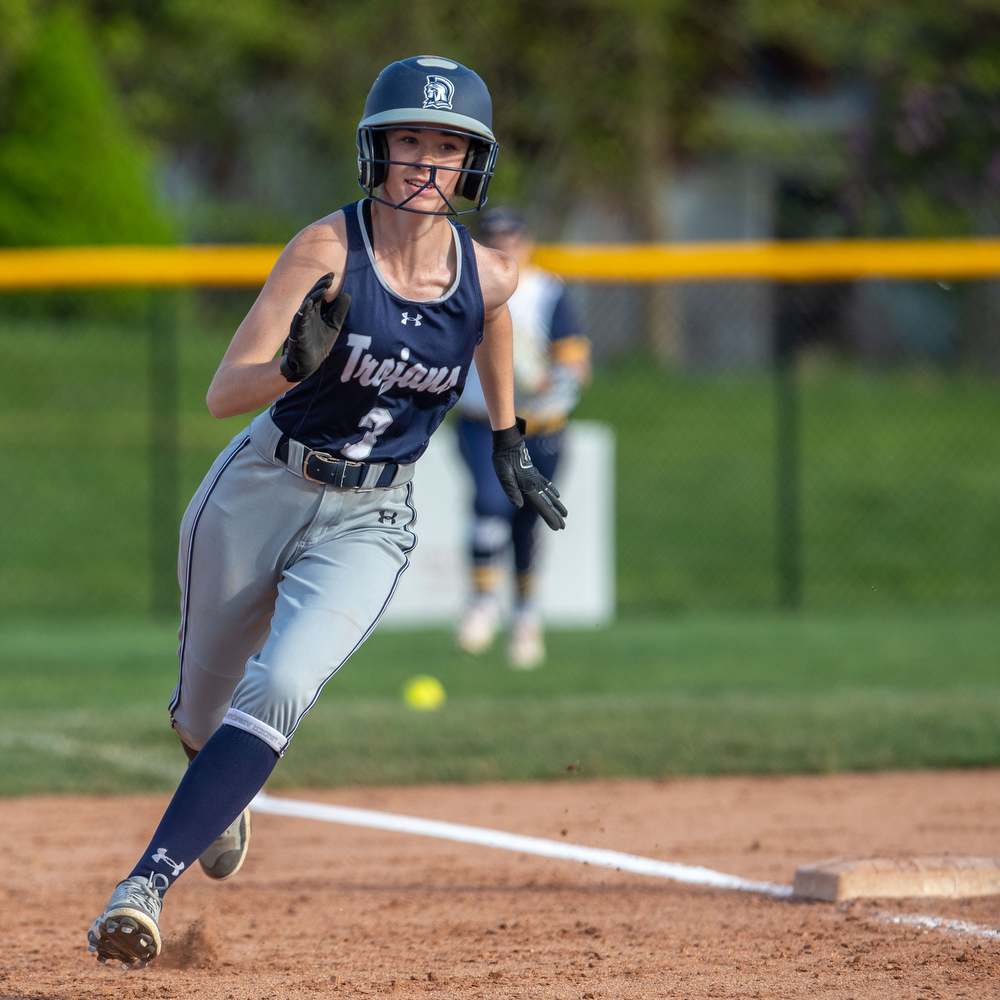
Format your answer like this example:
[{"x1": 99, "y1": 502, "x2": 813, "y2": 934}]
[
  {"x1": 572, "y1": 278, "x2": 1000, "y2": 612},
  {"x1": 0, "y1": 289, "x2": 252, "y2": 620},
  {"x1": 1, "y1": 273, "x2": 998, "y2": 620}
]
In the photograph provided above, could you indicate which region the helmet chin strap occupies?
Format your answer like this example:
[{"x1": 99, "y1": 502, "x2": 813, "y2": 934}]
[
  {"x1": 356, "y1": 125, "x2": 495, "y2": 216},
  {"x1": 370, "y1": 163, "x2": 462, "y2": 217}
]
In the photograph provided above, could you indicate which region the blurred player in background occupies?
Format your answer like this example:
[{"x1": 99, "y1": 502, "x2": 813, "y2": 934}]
[{"x1": 456, "y1": 208, "x2": 590, "y2": 668}]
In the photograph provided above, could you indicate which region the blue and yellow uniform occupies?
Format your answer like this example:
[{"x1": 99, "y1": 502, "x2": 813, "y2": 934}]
[{"x1": 456, "y1": 240, "x2": 589, "y2": 664}]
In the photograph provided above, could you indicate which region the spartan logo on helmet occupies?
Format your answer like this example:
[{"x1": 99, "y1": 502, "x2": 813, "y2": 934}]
[{"x1": 422, "y1": 75, "x2": 455, "y2": 110}]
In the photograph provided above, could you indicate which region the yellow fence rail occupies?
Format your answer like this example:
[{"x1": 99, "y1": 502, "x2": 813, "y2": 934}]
[
  {"x1": 1, "y1": 238, "x2": 999, "y2": 289},
  {"x1": 0, "y1": 245, "x2": 284, "y2": 290},
  {"x1": 532, "y1": 238, "x2": 1000, "y2": 282}
]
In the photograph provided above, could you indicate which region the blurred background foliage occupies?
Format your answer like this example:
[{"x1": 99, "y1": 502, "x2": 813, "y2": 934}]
[
  {"x1": 1, "y1": 0, "x2": 1000, "y2": 245},
  {"x1": 2, "y1": 1, "x2": 1000, "y2": 789},
  {"x1": 1, "y1": 0, "x2": 1000, "y2": 620}
]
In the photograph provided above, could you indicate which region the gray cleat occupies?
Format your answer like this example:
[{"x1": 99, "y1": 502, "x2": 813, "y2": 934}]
[
  {"x1": 87, "y1": 874, "x2": 164, "y2": 969},
  {"x1": 199, "y1": 806, "x2": 251, "y2": 881}
]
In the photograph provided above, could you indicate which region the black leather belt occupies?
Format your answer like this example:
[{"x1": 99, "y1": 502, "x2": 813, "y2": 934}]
[{"x1": 276, "y1": 437, "x2": 399, "y2": 489}]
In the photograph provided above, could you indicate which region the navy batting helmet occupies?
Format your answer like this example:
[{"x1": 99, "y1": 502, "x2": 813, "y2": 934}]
[
  {"x1": 356, "y1": 55, "x2": 498, "y2": 215},
  {"x1": 480, "y1": 207, "x2": 529, "y2": 240}
]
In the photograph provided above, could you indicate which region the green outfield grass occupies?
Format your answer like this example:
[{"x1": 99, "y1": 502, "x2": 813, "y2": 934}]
[
  {"x1": 2, "y1": 316, "x2": 999, "y2": 618},
  {"x1": 1, "y1": 317, "x2": 998, "y2": 793},
  {"x1": 1, "y1": 613, "x2": 997, "y2": 795}
]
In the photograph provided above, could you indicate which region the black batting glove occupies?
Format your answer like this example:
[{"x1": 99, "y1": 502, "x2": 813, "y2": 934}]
[
  {"x1": 492, "y1": 418, "x2": 568, "y2": 531},
  {"x1": 280, "y1": 273, "x2": 352, "y2": 383}
]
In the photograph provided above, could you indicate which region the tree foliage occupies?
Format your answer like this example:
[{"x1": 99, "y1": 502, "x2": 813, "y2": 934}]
[
  {"x1": 0, "y1": 5, "x2": 171, "y2": 246},
  {"x1": 77, "y1": 0, "x2": 687, "y2": 235},
  {"x1": 743, "y1": 0, "x2": 1000, "y2": 234},
  {"x1": 1, "y1": 0, "x2": 999, "y2": 243}
]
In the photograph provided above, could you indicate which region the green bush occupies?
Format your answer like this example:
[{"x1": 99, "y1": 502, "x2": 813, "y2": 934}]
[{"x1": 0, "y1": 6, "x2": 172, "y2": 248}]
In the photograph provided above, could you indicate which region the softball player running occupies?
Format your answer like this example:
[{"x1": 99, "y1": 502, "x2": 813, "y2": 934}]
[
  {"x1": 86, "y1": 56, "x2": 566, "y2": 971},
  {"x1": 456, "y1": 209, "x2": 590, "y2": 668}
]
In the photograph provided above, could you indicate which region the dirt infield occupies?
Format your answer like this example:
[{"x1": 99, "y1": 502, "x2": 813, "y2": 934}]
[{"x1": 3, "y1": 770, "x2": 1000, "y2": 999}]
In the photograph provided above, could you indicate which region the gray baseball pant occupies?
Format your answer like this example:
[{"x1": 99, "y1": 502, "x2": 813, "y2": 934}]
[{"x1": 169, "y1": 410, "x2": 417, "y2": 755}]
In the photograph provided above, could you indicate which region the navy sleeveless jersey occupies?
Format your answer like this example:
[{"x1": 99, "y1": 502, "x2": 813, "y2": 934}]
[{"x1": 270, "y1": 200, "x2": 485, "y2": 466}]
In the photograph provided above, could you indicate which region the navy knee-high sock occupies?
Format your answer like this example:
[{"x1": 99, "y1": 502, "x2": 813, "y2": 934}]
[{"x1": 128, "y1": 725, "x2": 278, "y2": 894}]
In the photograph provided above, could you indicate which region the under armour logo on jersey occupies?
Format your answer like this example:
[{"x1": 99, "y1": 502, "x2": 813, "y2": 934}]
[
  {"x1": 151, "y1": 847, "x2": 185, "y2": 877},
  {"x1": 423, "y1": 75, "x2": 454, "y2": 110},
  {"x1": 377, "y1": 510, "x2": 397, "y2": 524},
  {"x1": 401, "y1": 311, "x2": 423, "y2": 326}
]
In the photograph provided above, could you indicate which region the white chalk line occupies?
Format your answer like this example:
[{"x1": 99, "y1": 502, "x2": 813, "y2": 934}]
[
  {"x1": 250, "y1": 791, "x2": 792, "y2": 897},
  {"x1": 2, "y1": 734, "x2": 994, "y2": 944},
  {"x1": 878, "y1": 912, "x2": 1000, "y2": 941},
  {"x1": 251, "y1": 792, "x2": 1000, "y2": 943}
]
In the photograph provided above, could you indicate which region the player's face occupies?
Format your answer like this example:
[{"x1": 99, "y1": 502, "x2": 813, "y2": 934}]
[{"x1": 382, "y1": 127, "x2": 471, "y2": 210}]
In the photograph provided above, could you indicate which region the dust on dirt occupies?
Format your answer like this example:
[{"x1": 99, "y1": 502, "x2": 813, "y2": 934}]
[
  {"x1": 158, "y1": 913, "x2": 219, "y2": 970},
  {"x1": 2, "y1": 770, "x2": 1000, "y2": 998}
]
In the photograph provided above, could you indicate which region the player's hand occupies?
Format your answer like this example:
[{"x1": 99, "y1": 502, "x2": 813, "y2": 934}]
[
  {"x1": 491, "y1": 419, "x2": 567, "y2": 531},
  {"x1": 280, "y1": 273, "x2": 352, "y2": 383}
]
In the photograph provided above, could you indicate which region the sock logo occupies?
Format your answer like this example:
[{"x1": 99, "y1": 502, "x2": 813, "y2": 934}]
[{"x1": 151, "y1": 846, "x2": 185, "y2": 877}]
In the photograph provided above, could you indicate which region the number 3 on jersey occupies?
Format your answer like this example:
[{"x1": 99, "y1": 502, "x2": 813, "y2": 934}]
[{"x1": 341, "y1": 407, "x2": 392, "y2": 461}]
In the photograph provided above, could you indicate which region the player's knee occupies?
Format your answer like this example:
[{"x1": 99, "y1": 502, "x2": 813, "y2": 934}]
[
  {"x1": 230, "y1": 658, "x2": 332, "y2": 742},
  {"x1": 471, "y1": 515, "x2": 511, "y2": 556},
  {"x1": 170, "y1": 716, "x2": 212, "y2": 756}
]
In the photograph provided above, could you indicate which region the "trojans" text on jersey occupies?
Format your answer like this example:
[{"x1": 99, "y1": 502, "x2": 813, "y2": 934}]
[{"x1": 339, "y1": 333, "x2": 462, "y2": 396}]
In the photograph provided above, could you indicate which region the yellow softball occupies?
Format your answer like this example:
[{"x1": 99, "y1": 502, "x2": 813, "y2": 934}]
[{"x1": 403, "y1": 674, "x2": 446, "y2": 711}]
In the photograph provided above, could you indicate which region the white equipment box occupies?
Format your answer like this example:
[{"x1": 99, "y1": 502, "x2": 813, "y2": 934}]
[{"x1": 382, "y1": 420, "x2": 615, "y2": 627}]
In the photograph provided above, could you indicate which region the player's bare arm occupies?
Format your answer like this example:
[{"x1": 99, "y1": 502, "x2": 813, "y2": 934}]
[
  {"x1": 472, "y1": 242, "x2": 518, "y2": 431},
  {"x1": 205, "y1": 214, "x2": 350, "y2": 419}
]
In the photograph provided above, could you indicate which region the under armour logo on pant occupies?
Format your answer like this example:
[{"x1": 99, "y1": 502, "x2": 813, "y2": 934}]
[
  {"x1": 400, "y1": 311, "x2": 423, "y2": 326},
  {"x1": 151, "y1": 847, "x2": 185, "y2": 877},
  {"x1": 378, "y1": 510, "x2": 397, "y2": 524}
]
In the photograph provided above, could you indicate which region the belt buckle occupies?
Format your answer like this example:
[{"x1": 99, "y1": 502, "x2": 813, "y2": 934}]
[
  {"x1": 302, "y1": 449, "x2": 336, "y2": 485},
  {"x1": 302, "y1": 450, "x2": 365, "y2": 488}
]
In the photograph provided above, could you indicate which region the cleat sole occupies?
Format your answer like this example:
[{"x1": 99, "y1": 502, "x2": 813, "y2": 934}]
[{"x1": 89, "y1": 906, "x2": 161, "y2": 969}]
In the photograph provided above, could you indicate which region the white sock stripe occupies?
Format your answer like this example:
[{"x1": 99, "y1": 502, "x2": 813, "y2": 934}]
[{"x1": 222, "y1": 710, "x2": 287, "y2": 754}]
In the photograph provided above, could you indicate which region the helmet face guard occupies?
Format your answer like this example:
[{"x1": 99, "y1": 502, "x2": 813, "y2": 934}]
[
  {"x1": 356, "y1": 56, "x2": 498, "y2": 217},
  {"x1": 356, "y1": 125, "x2": 498, "y2": 216}
]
